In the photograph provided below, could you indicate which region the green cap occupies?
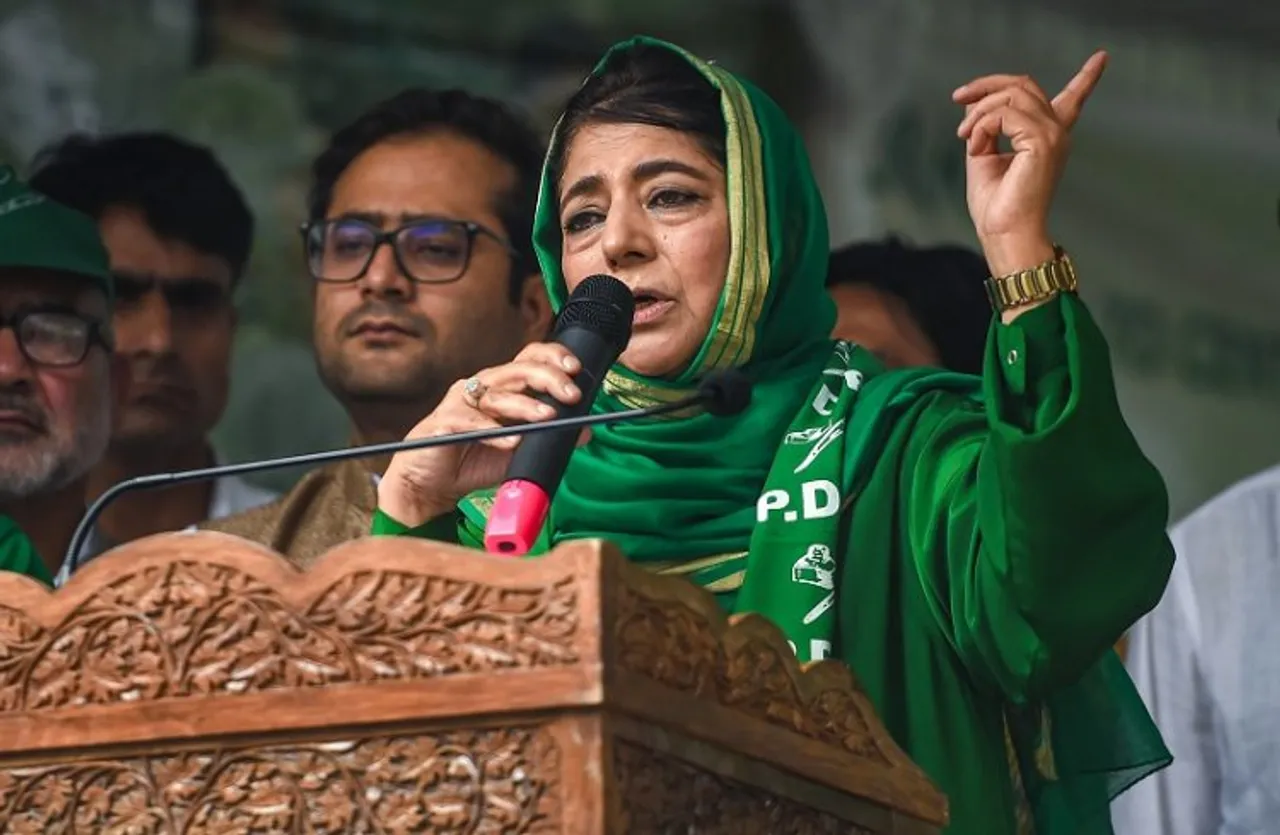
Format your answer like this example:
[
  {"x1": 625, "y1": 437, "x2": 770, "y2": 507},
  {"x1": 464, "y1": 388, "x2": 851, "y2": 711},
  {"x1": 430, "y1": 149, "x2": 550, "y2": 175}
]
[{"x1": 0, "y1": 164, "x2": 113, "y2": 301}]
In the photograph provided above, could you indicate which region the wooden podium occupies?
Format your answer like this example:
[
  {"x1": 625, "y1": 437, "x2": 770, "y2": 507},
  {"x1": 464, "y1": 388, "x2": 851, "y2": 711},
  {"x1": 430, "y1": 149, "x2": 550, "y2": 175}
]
[{"x1": 0, "y1": 533, "x2": 947, "y2": 833}]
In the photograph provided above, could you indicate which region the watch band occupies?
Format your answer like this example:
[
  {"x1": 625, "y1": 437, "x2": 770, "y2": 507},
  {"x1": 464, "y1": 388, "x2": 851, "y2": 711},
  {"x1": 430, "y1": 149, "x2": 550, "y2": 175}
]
[{"x1": 985, "y1": 246, "x2": 1078, "y2": 312}]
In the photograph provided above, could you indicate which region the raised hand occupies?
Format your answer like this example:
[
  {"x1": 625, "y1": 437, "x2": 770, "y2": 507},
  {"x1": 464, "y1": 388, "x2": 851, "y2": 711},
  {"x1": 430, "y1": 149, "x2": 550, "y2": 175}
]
[{"x1": 953, "y1": 51, "x2": 1107, "y2": 276}]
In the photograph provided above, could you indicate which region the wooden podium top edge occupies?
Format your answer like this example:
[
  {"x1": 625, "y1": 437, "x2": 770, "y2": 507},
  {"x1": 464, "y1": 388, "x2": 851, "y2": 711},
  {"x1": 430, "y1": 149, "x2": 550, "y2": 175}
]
[{"x1": 0, "y1": 531, "x2": 948, "y2": 825}]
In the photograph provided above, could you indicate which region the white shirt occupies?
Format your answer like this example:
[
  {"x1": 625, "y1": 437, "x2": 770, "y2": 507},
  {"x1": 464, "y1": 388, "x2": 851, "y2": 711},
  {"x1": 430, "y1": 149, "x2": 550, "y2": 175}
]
[
  {"x1": 1111, "y1": 463, "x2": 1280, "y2": 835},
  {"x1": 53, "y1": 473, "x2": 278, "y2": 587}
]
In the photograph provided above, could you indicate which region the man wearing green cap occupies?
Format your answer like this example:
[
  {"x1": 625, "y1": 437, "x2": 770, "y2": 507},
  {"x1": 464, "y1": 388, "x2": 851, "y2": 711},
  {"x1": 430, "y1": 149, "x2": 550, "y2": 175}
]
[{"x1": 0, "y1": 164, "x2": 123, "y2": 583}]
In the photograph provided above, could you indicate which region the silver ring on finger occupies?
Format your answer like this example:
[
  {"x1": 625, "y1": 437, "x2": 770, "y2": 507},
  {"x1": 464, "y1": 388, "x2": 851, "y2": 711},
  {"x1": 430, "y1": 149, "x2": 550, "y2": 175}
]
[{"x1": 462, "y1": 375, "x2": 488, "y2": 409}]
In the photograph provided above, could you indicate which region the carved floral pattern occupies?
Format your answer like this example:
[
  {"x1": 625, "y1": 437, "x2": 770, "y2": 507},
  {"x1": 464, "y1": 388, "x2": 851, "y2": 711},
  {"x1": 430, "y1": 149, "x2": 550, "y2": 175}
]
[
  {"x1": 0, "y1": 727, "x2": 560, "y2": 833},
  {"x1": 719, "y1": 640, "x2": 888, "y2": 764},
  {"x1": 0, "y1": 562, "x2": 579, "y2": 711},
  {"x1": 614, "y1": 740, "x2": 873, "y2": 834},
  {"x1": 613, "y1": 584, "x2": 719, "y2": 699},
  {"x1": 614, "y1": 585, "x2": 891, "y2": 765}
]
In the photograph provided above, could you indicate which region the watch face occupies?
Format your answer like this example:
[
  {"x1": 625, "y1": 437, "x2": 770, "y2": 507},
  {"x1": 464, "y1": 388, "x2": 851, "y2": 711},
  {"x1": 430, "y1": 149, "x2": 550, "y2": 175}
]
[{"x1": 986, "y1": 255, "x2": 1078, "y2": 311}]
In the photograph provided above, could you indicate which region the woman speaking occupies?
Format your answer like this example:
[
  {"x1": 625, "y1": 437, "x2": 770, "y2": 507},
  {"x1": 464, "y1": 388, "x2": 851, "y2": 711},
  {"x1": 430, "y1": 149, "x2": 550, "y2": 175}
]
[{"x1": 368, "y1": 37, "x2": 1172, "y2": 835}]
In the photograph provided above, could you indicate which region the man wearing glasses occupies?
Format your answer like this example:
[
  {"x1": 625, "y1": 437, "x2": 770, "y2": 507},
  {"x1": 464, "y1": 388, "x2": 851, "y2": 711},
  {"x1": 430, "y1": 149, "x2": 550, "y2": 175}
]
[
  {"x1": 0, "y1": 165, "x2": 124, "y2": 583},
  {"x1": 205, "y1": 88, "x2": 552, "y2": 565},
  {"x1": 29, "y1": 133, "x2": 276, "y2": 581}
]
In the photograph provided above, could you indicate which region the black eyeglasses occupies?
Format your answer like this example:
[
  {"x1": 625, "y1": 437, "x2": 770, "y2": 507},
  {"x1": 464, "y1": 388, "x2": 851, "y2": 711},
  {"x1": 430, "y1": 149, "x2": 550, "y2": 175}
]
[
  {"x1": 301, "y1": 217, "x2": 519, "y2": 285},
  {"x1": 0, "y1": 308, "x2": 112, "y2": 368}
]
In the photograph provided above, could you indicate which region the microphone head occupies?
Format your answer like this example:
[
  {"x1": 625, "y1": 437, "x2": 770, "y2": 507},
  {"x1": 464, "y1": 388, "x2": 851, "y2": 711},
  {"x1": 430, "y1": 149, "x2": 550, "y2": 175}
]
[
  {"x1": 697, "y1": 368, "x2": 753, "y2": 417},
  {"x1": 557, "y1": 274, "x2": 635, "y2": 349}
]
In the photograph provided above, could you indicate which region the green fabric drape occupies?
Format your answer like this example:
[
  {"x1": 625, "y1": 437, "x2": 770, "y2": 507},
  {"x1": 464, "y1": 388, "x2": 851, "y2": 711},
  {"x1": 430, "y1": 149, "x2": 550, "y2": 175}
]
[
  {"x1": 379, "y1": 35, "x2": 1174, "y2": 834},
  {"x1": 0, "y1": 516, "x2": 52, "y2": 585}
]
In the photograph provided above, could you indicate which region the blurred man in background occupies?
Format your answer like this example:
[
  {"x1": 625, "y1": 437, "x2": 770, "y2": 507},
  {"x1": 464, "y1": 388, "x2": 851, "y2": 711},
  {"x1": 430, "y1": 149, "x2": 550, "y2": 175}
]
[
  {"x1": 29, "y1": 132, "x2": 275, "y2": 581},
  {"x1": 0, "y1": 165, "x2": 123, "y2": 582},
  {"x1": 1112, "y1": 462, "x2": 1280, "y2": 835},
  {"x1": 827, "y1": 236, "x2": 991, "y2": 375},
  {"x1": 205, "y1": 88, "x2": 551, "y2": 565}
]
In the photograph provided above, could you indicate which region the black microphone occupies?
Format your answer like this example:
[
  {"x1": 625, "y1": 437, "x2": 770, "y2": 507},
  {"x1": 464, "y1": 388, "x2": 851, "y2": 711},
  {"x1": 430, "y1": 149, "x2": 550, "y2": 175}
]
[
  {"x1": 64, "y1": 367, "x2": 752, "y2": 568},
  {"x1": 483, "y1": 274, "x2": 635, "y2": 554}
]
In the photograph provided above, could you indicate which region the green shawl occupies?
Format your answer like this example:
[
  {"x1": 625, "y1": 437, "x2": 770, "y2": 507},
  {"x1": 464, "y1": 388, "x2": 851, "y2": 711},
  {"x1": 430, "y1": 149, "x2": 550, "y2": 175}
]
[
  {"x1": 0, "y1": 516, "x2": 53, "y2": 586},
  {"x1": 447, "y1": 36, "x2": 1170, "y2": 835}
]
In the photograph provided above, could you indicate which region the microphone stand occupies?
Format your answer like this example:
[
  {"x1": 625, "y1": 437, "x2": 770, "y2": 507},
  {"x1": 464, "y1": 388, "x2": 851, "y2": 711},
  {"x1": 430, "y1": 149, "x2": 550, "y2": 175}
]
[{"x1": 66, "y1": 392, "x2": 705, "y2": 566}]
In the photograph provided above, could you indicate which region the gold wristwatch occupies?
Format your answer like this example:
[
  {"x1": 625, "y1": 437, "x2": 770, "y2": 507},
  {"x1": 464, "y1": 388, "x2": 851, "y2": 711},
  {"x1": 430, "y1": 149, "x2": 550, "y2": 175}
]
[{"x1": 985, "y1": 245, "x2": 1078, "y2": 312}]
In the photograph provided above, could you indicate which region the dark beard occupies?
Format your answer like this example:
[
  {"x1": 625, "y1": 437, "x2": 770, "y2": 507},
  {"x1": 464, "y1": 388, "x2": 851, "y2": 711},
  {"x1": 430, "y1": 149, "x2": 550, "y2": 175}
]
[{"x1": 317, "y1": 353, "x2": 449, "y2": 412}]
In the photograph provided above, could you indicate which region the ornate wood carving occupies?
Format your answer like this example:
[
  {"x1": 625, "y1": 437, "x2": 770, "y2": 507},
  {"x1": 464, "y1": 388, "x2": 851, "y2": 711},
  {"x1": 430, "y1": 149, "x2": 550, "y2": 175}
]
[
  {"x1": 614, "y1": 739, "x2": 872, "y2": 834},
  {"x1": 0, "y1": 559, "x2": 578, "y2": 711},
  {"x1": 0, "y1": 534, "x2": 947, "y2": 833},
  {"x1": 613, "y1": 582, "x2": 898, "y2": 766},
  {"x1": 0, "y1": 726, "x2": 560, "y2": 834}
]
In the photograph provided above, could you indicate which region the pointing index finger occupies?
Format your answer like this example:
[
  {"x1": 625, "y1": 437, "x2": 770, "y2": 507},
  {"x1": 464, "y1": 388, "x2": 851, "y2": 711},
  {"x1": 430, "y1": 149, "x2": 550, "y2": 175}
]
[{"x1": 1051, "y1": 50, "x2": 1108, "y2": 127}]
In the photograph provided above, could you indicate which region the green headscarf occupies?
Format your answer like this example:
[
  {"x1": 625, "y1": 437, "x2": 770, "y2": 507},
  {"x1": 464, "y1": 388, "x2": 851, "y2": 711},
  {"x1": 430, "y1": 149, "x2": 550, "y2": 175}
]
[
  {"x1": 524, "y1": 37, "x2": 838, "y2": 562},
  {"x1": 458, "y1": 35, "x2": 1167, "y2": 834}
]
